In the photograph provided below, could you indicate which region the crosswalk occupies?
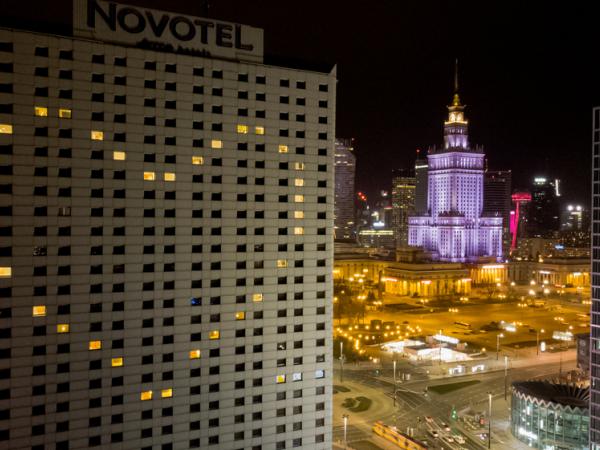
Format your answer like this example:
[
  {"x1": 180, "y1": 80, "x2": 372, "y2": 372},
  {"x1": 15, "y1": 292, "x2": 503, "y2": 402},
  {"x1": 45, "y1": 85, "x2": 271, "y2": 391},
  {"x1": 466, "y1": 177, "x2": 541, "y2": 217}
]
[{"x1": 332, "y1": 424, "x2": 370, "y2": 443}]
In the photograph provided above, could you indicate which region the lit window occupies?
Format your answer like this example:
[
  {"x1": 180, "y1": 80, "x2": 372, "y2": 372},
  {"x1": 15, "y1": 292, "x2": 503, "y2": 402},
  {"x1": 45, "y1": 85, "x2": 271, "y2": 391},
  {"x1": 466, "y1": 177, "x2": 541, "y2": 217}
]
[
  {"x1": 161, "y1": 388, "x2": 173, "y2": 398},
  {"x1": 164, "y1": 172, "x2": 176, "y2": 181},
  {"x1": 211, "y1": 139, "x2": 223, "y2": 149},
  {"x1": 292, "y1": 372, "x2": 302, "y2": 381},
  {"x1": 294, "y1": 211, "x2": 304, "y2": 219},
  {"x1": 34, "y1": 106, "x2": 48, "y2": 117},
  {"x1": 252, "y1": 293, "x2": 263, "y2": 302},
  {"x1": 209, "y1": 330, "x2": 220, "y2": 340},
  {"x1": 143, "y1": 172, "x2": 156, "y2": 181},
  {"x1": 294, "y1": 178, "x2": 304, "y2": 187},
  {"x1": 237, "y1": 124, "x2": 249, "y2": 134},
  {"x1": 113, "y1": 151, "x2": 126, "y2": 160},
  {"x1": 111, "y1": 357, "x2": 123, "y2": 367},
  {"x1": 140, "y1": 390, "x2": 153, "y2": 401},
  {"x1": 32, "y1": 306, "x2": 46, "y2": 317},
  {"x1": 189, "y1": 349, "x2": 201, "y2": 359},
  {"x1": 192, "y1": 156, "x2": 204, "y2": 165},
  {"x1": 294, "y1": 162, "x2": 305, "y2": 170},
  {"x1": 276, "y1": 374, "x2": 286, "y2": 384},
  {"x1": 89, "y1": 341, "x2": 102, "y2": 350},
  {"x1": 294, "y1": 195, "x2": 304, "y2": 203},
  {"x1": 255, "y1": 126, "x2": 265, "y2": 135},
  {"x1": 235, "y1": 311, "x2": 245, "y2": 320},
  {"x1": 0, "y1": 267, "x2": 11, "y2": 278},
  {"x1": 315, "y1": 369, "x2": 325, "y2": 379},
  {"x1": 0, "y1": 124, "x2": 13, "y2": 134},
  {"x1": 278, "y1": 145, "x2": 288, "y2": 153},
  {"x1": 294, "y1": 227, "x2": 304, "y2": 235},
  {"x1": 57, "y1": 324, "x2": 69, "y2": 333},
  {"x1": 58, "y1": 108, "x2": 72, "y2": 119},
  {"x1": 91, "y1": 130, "x2": 104, "y2": 140},
  {"x1": 277, "y1": 260, "x2": 288, "y2": 268}
]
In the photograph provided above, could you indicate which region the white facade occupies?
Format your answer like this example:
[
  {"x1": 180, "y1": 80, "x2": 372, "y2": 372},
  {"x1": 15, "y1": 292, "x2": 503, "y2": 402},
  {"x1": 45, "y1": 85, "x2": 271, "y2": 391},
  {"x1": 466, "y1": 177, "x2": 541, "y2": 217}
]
[
  {"x1": 0, "y1": 2, "x2": 335, "y2": 449},
  {"x1": 408, "y1": 92, "x2": 502, "y2": 262}
]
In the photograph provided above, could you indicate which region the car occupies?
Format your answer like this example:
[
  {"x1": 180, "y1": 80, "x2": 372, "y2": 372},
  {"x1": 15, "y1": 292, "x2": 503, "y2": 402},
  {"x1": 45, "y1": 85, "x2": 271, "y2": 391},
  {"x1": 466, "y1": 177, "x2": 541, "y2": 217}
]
[
  {"x1": 425, "y1": 416, "x2": 433, "y2": 423},
  {"x1": 441, "y1": 422, "x2": 451, "y2": 432},
  {"x1": 453, "y1": 434, "x2": 466, "y2": 444},
  {"x1": 428, "y1": 430, "x2": 439, "y2": 438},
  {"x1": 478, "y1": 433, "x2": 488, "y2": 441},
  {"x1": 442, "y1": 436, "x2": 455, "y2": 444}
]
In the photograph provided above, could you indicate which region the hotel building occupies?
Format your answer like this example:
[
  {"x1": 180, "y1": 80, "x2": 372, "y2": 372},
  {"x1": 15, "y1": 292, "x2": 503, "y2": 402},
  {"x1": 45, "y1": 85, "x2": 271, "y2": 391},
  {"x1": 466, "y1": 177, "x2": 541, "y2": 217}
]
[{"x1": 0, "y1": 1, "x2": 335, "y2": 449}]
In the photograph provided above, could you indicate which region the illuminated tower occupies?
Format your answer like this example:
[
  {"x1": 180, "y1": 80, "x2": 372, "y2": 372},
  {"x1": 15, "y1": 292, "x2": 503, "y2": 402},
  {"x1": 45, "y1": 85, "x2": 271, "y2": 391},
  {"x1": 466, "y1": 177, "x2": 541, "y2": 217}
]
[{"x1": 408, "y1": 64, "x2": 503, "y2": 262}]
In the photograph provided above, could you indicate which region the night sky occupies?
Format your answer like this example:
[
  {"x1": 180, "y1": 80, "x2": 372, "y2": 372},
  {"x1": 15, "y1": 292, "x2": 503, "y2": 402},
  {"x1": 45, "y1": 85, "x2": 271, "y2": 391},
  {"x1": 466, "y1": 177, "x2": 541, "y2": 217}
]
[{"x1": 6, "y1": 0, "x2": 600, "y2": 204}]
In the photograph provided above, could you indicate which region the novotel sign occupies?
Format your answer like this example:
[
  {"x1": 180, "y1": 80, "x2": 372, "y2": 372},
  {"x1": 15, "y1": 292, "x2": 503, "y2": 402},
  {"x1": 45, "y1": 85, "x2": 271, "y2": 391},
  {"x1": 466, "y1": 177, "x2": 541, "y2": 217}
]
[{"x1": 73, "y1": 0, "x2": 263, "y2": 63}]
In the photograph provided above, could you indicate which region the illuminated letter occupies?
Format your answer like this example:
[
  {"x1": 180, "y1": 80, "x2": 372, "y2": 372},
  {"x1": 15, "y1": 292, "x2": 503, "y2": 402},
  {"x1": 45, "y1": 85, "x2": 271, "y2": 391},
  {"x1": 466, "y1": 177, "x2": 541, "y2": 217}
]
[
  {"x1": 88, "y1": 0, "x2": 116, "y2": 30},
  {"x1": 170, "y1": 16, "x2": 196, "y2": 41},
  {"x1": 194, "y1": 20, "x2": 214, "y2": 44},
  {"x1": 145, "y1": 11, "x2": 169, "y2": 37},
  {"x1": 216, "y1": 23, "x2": 233, "y2": 48},
  {"x1": 117, "y1": 7, "x2": 146, "y2": 33}
]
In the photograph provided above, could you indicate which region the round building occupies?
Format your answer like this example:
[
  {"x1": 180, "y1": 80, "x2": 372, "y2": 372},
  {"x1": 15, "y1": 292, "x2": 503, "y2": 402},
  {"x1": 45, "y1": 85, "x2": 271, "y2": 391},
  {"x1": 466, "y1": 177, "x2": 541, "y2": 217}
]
[{"x1": 511, "y1": 381, "x2": 589, "y2": 449}]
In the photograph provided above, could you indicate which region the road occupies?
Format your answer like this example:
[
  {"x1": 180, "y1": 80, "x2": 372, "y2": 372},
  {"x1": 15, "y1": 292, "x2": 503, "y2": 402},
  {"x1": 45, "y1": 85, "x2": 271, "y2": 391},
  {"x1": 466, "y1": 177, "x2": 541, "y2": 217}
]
[{"x1": 335, "y1": 353, "x2": 577, "y2": 450}]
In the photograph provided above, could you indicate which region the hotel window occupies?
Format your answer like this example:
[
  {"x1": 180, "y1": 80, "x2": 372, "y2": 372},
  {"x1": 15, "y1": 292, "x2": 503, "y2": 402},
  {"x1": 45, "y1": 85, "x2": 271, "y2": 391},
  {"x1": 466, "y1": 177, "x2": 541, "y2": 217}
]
[
  {"x1": 237, "y1": 124, "x2": 249, "y2": 134},
  {"x1": 294, "y1": 162, "x2": 305, "y2": 170},
  {"x1": 294, "y1": 195, "x2": 304, "y2": 203},
  {"x1": 192, "y1": 156, "x2": 204, "y2": 165},
  {"x1": 209, "y1": 330, "x2": 220, "y2": 340},
  {"x1": 292, "y1": 372, "x2": 302, "y2": 381},
  {"x1": 140, "y1": 391, "x2": 153, "y2": 401},
  {"x1": 58, "y1": 108, "x2": 71, "y2": 118},
  {"x1": 0, "y1": 267, "x2": 11, "y2": 277},
  {"x1": 164, "y1": 172, "x2": 176, "y2": 181},
  {"x1": 34, "y1": 106, "x2": 48, "y2": 117},
  {"x1": 294, "y1": 178, "x2": 304, "y2": 187},
  {"x1": 294, "y1": 227, "x2": 304, "y2": 235},
  {"x1": 235, "y1": 312, "x2": 245, "y2": 320},
  {"x1": 252, "y1": 293, "x2": 263, "y2": 302},
  {"x1": 189, "y1": 349, "x2": 201, "y2": 359},
  {"x1": 211, "y1": 139, "x2": 222, "y2": 149},
  {"x1": 0, "y1": 124, "x2": 12, "y2": 134},
  {"x1": 32, "y1": 306, "x2": 46, "y2": 317},
  {"x1": 111, "y1": 357, "x2": 123, "y2": 367},
  {"x1": 57, "y1": 324, "x2": 69, "y2": 333},
  {"x1": 90, "y1": 130, "x2": 103, "y2": 140},
  {"x1": 277, "y1": 260, "x2": 288, "y2": 268},
  {"x1": 278, "y1": 144, "x2": 288, "y2": 153},
  {"x1": 255, "y1": 126, "x2": 265, "y2": 135},
  {"x1": 143, "y1": 172, "x2": 155, "y2": 181},
  {"x1": 89, "y1": 341, "x2": 102, "y2": 350},
  {"x1": 276, "y1": 375, "x2": 286, "y2": 384},
  {"x1": 161, "y1": 389, "x2": 173, "y2": 398},
  {"x1": 113, "y1": 151, "x2": 126, "y2": 160},
  {"x1": 294, "y1": 211, "x2": 304, "y2": 219}
]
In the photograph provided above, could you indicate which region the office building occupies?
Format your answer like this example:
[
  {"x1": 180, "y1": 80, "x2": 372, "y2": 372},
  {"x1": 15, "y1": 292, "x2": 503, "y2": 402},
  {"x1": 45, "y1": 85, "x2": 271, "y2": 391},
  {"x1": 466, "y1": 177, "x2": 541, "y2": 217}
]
[
  {"x1": 0, "y1": 1, "x2": 335, "y2": 448},
  {"x1": 483, "y1": 170, "x2": 511, "y2": 253},
  {"x1": 414, "y1": 151, "x2": 428, "y2": 214},
  {"x1": 334, "y1": 138, "x2": 356, "y2": 240},
  {"x1": 561, "y1": 204, "x2": 590, "y2": 232},
  {"x1": 391, "y1": 169, "x2": 415, "y2": 247},
  {"x1": 591, "y1": 107, "x2": 600, "y2": 448},
  {"x1": 529, "y1": 176, "x2": 561, "y2": 237},
  {"x1": 408, "y1": 81, "x2": 503, "y2": 262}
]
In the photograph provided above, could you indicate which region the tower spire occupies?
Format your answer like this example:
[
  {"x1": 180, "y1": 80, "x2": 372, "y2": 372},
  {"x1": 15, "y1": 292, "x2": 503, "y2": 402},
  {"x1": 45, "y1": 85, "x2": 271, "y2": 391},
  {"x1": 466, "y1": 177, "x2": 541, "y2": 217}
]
[{"x1": 452, "y1": 58, "x2": 461, "y2": 107}]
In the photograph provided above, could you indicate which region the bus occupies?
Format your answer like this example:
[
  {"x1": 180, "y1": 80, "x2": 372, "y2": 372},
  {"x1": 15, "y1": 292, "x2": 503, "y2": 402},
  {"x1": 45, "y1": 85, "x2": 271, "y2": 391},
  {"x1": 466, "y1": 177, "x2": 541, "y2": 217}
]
[
  {"x1": 454, "y1": 321, "x2": 471, "y2": 329},
  {"x1": 372, "y1": 421, "x2": 429, "y2": 450}
]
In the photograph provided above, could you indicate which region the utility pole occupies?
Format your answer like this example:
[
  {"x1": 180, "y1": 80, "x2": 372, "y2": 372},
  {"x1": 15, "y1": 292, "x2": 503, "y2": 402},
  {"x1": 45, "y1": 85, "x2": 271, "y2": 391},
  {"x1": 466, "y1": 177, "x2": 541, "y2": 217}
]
[
  {"x1": 393, "y1": 360, "x2": 397, "y2": 406},
  {"x1": 342, "y1": 414, "x2": 349, "y2": 449},
  {"x1": 340, "y1": 341, "x2": 345, "y2": 383},
  {"x1": 504, "y1": 356, "x2": 509, "y2": 400}
]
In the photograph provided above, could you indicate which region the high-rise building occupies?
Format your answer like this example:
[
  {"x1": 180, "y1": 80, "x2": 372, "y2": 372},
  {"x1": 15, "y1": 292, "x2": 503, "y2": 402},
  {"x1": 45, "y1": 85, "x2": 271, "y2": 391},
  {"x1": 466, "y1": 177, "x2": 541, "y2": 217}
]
[
  {"x1": 590, "y1": 107, "x2": 600, "y2": 448},
  {"x1": 529, "y1": 176, "x2": 561, "y2": 237},
  {"x1": 391, "y1": 169, "x2": 416, "y2": 247},
  {"x1": 334, "y1": 138, "x2": 356, "y2": 240},
  {"x1": 0, "y1": 2, "x2": 335, "y2": 449},
  {"x1": 408, "y1": 79, "x2": 503, "y2": 262},
  {"x1": 560, "y1": 204, "x2": 590, "y2": 232},
  {"x1": 483, "y1": 170, "x2": 512, "y2": 253},
  {"x1": 414, "y1": 150, "x2": 428, "y2": 214}
]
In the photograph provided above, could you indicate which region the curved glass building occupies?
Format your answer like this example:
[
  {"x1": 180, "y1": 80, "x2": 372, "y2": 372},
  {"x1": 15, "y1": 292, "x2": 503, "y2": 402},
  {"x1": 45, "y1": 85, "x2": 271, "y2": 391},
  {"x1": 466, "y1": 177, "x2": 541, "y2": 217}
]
[{"x1": 511, "y1": 381, "x2": 589, "y2": 449}]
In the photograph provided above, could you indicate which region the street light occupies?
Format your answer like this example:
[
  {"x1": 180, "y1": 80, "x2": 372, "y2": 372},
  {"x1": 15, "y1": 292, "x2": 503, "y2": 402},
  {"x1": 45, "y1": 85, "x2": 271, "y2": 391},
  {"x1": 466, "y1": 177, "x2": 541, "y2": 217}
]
[
  {"x1": 393, "y1": 360, "x2": 397, "y2": 406},
  {"x1": 339, "y1": 341, "x2": 345, "y2": 383},
  {"x1": 496, "y1": 333, "x2": 504, "y2": 360},
  {"x1": 342, "y1": 414, "x2": 349, "y2": 449},
  {"x1": 536, "y1": 329, "x2": 545, "y2": 356},
  {"x1": 488, "y1": 393, "x2": 492, "y2": 449},
  {"x1": 504, "y1": 356, "x2": 509, "y2": 400}
]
